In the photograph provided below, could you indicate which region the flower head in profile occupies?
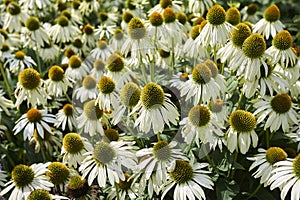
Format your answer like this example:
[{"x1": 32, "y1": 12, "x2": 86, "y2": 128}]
[
  {"x1": 79, "y1": 141, "x2": 137, "y2": 187},
  {"x1": 161, "y1": 159, "x2": 214, "y2": 200},
  {"x1": 45, "y1": 65, "x2": 73, "y2": 97},
  {"x1": 24, "y1": 16, "x2": 50, "y2": 47},
  {"x1": 226, "y1": 7, "x2": 240, "y2": 26},
  {"x1": 188, "y1": 0, "x2": 215, "y2": 15},
  {"x1": 226, "y1": 110, "x2": 258, "y2": 154},
  {"x1": 90, "y1": 39, "x2": 113, "y2": 61},
  {"x1": 77, "y1": 99, "x2": 109, "y2": 137},
  {"x1": 0, "y1": 163, "x2": 53, "y2": 200},
  {"x1": 55, "y1": 103, "x2": 77, "y2": 131},
  {"x1": 198, "y1": 4, "x2": 234, "y2": 48},
  {"x1": 74, "y1": 75, "x2": 98, "y2": 103},
  {"x1": 248, "y1": 147, "x2": 287, "y2": 186},
  {"x1": 131, "y1": 82, "x2": 179, "y2": 133},
  {"x1": 181, "y1": 62, "x2": 221, "y2": 105},
  {"x1": 67, "y1": 175, "x2": 89, "y2": 199},
  {"x1": 266, "y1": 30, "x2": 297, "y2": 68},
  {"x1": 65, "y1": 55, "x2": 89, "y2": 82},
  {"x1": 148, "y1": 0, "x2": 182, "y2": 15},
  {"x1": 46, "y1": 162, "x2": 70, "y2": 192},
  {"x1": 253, "y1": 4, "x2": 284, "y2": 40},
  {"x1": 241, "y1": 3, "x2": 259, "y2": 23},
  {"x1": 61, "y1": 133, "x2": 93, "y2": 168},
  {"x1": 111, "y1": 82, "x2": 141, "y2": 125},
  {"x1": 268, "y1": 153, "x2": 300, "y2": 200},
  {"x1": 253, "y1": 94, "x2": 298, "y2": 133},
  {"x1": 15, "y1": 68, "x2": 47, "y2": 108},
  {"x1": 27, "y1": 189, "x2": 69, "y2": 200},
  {"x1": 14, "y1": 108, "x2": 56, "y2": 141},
  {"x1": 4, "y1": 51, "x2": 36, "y2": 74}
]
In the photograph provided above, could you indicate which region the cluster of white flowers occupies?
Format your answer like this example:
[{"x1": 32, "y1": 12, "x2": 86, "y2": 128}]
[{"x1": 0, "y1": 0, "x2": 299, "y2": 199}]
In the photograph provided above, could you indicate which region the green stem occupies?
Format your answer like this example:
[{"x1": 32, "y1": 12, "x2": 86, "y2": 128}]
[
  {"x1": 157, "y1": 132, "x2": 161, "y2": 141},
  {"x1": 246, "y1": 184, "x2": 262, "y2": 200},
  {"x1": 0, "y1": 62, "x2": 14, "y2": 100},
  {"x1": 64, "y1": 90, "x2": 72, "y2": 103},
  {"x1": 236, "y1": 93, "x2": 244, "y2": 109},
  {"x1": 229, "y1": 150, "x2": 238, "y2": 179},
  {"x1": 0, "y1": 144, "x2": 15, "y2": 167},
  {"x1": 213, "y1": 45, "x2": 217, "y2": 64},
  {"x1": 203, "y1": 145, "x2": 216, "y2": 171},
  {"x1": 170, "y1": 38, "x2": 175, "y2": 76},
  {"x1": 198, "y1": 84, "x2": 203, "y2": 105},
  {"x1": 34, "y1": 32, "x2": 42, "y2": 74},
  {"x1": 138, "y1": 40, "x2": 148, "y2": 83},
  {"x1": 266, "y1": 129, "x2": 270, "y2": 148},
  {"x1": 115, "y1": 182, "x2": 120, "y2": 200}
]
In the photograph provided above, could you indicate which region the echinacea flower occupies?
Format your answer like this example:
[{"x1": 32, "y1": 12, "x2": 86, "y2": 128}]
[
  {"x1": 4, "y1": 51, "x2": 36, "y2": 73},
  {"x1": 55, "y1": 104, "x2": 77, "y2": 131},
  {"x1": 24, "y1": 16, "x2": 50, "y2": 47},
  {"x1": 131, "y1": 82, "x2": 179, "y2": 133},
  {"x1": 225, "y1": 7, "x2": 240, "y2": 26},
  {"x1": 226, "y1": 110, "x2": 258, "y2": 154},
  {"x1": 241, "y1": 3, "x2": 259, "y2": 23},
  {"x1": 111, "y1": 82, "x2": 141, "y2": 125},
  {"x1": 14, "y1": 68, "x2": 47, "y2": 108},
  {"x1": 82, "y1": 24, "x2": 97, "y2": 49},
  {"x1": 253, "y1": 94, "x2": 298, "y2": 133},
  {"x1": 14, "y1": 108, "x2": 56, "y2": 141},
  {"x1": 79, "y1": 0, "x2": 100, "y2": 17},
  {"x1": 268, "y1": 153, "x2": 300, "y2": 200},
  {"x1": 253, "y1": 4, "x2": 284, "y2": 40},
  {"x1": 3, "y1": 2, "x2": 29, "y2": 33},
  {"x1": 110, "y1": 28, "x2": 127, "y2": 51},
  {"x1": 74, "y1": 75, "x2": 98, "y2": 103},
  {"x1": 79, "y1": 141, "x2": 137, "y2": 187},
  {"x1": 161, "y1": 159, "x2": 214, "y2": 200},
  {"x1": 0, "y1": 89, "x2": 14, "y2": 116},
  {"x1": 248, "y1": 147, "x2": 287, "y2": 187},
  {"x1": 90, "y1": 59, "x2": 106, "y2": 81},
  {"x1": 27, "y1": 189, "x2": 69, "y2": 200},
  {"x1": 46, "y1": 162, "x2": 70, "y2": 192},
  {"x1": 96, "y1": 76, "x2": 120, "y2": 111},
  {"x1": 90, "y1": 40, "x2": 113, "y2": 61},
  {"x1": 0, "y1": 170, "x2": 7, "y2": 187},
  {"x1": 45, "y1": 65, "x2": 73, "y2": 97},
  {"x1": 180, "y1": 105, "x2": 225, "y2": 150},
  {"x1": 65, "y1": 55, "x2": 89, "y2": 82},
  {"x1": 77, "y1": 100, "x2": 109, "y2": 137},
  {"x1": 266, "y1": 30, "x2": 297, "y2": 68},
  {"x1": 61, "y1": 133, "x2": 93, "y2": 168},
  {"x1": 198, "y1": 4, "x2": 234, "y2": 48},
  {"x1": 180, "y1": 63, "x2": 221, "y2": 105},
  {"x1": 148, "y1": 0, "x2": 182, "y2": 15},
  {"x1": 67, "y1": 175, "x2": 89, "y2": 199},
  {"x1": 188, "y1": 0, "x2": 215, "y2": 15},
  {"x1": 0, "y1": 163, "x2": 53, "y2": 200}
]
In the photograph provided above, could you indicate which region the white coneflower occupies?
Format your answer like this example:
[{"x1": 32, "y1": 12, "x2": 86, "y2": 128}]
[
  {"x1": 4, "y1": 51, "x2": 36, "y2": 73},
  {"x1": 197, "y1": 4, "x2": 234, "y2": 48},
  {"x1": 0, "y1": 170, "x2": 7, "y2": 187},
  {"x1": 121, "y1": 17, "x2": 153, "y2": 59},
  {"x1": 170, "y1": 72, "x2": 189, "y2": 91},
  {"x1": 14, "y1": 68, "x2": 48, "y2": 108},
  {"x1": 61, "y1": 9, "x2": 82, "y2": 26},
  {"x1": 268, "y1": 154, "x2": 300, "y2": 200},
  {"x1": 90, "y1": 40, "x2": 113, "y2": 61},
  {"x1": 24, "y1": 16, "x2": 50, "y2": 47},
  {"x1": 3, "y1": 1, "x2": 29, "y2": 33},
  {"x1": 46, "y1": 162, "x2": 70, "y2": 192},
  {"x1": 19, "y1": 0, "x2": 52, "y2": 11},
  {"x1": 77, "y1": 100, "x2": 109, "y2": 137},
  {"x1": 65, "y1": 55, "x2": 89, "y2": 82},
  {"x1": 106, "y1": 53, "x2": 135, "y2": 89},
  {"x1": 266, "y1": 30, "x2": 297, "y2": 68},
  {"x1": 110, "y1": 28, "x2": 127, "y2": 51},
  {"x1": 241, "y1": 3, "x2": 259, "y2": 23},
  {"x1": 61, "y1": 47, "x2": 76, "y2": 65},
  {"x1": 225, "y1": 7, "x2": 241, "y2": 26},
  {"x1": 79, "y1": 0, "x2": 100, "y2": 17},
  {"x1": 218, "y1": 22, "x2": 251, "y2": 64},
  {"x1": 82, "y1": 24, "x2": 97, "y2": 49},
  {"x1": 131, "y1": 82, "x2": 179, "y2": 133},
  {"x1": 180, "y1": 63, "x2": 221, "y2": 105},
  {"x1": 231, "y1": 33, "x2": 269, "y2": 82},
  {"x1": 61, "y1": 133, "x2": 93, "y2": 168},
  {"x1": 74, "y1": 75, "x2": 98, "y2": 103},
  {"x1": 45, "y1": 65, "x2": 73, "y2": 97},
  {"x1": 95, "y1": 24, "x2": 116, "y2": 40},
  {"x1": 148, "y1": 0, "x2": 182, "y2": 15},
  {"x1": 0, "y1": 163, "x2": 53, "y2": 200},
  {"x1": 14, "y1": 108, "x2": 56, "y2": 140},
  {"x1": 79, "y1": 141, "x2": 137, "y2": 187},
  {"x1": 161, "y1": 159, "x2": 214, "y2": 200},
  {"x1": 96, "y1": 76, "x2": 120, "y2": 112},
  {"x1": 145, "y1": 12, "x2": 166, "y2": 45},
  {"x1": 49, "y1": 15, "x2": 80, "y2": 44},
  {"x1": 253, "y1": 4, "x2": 284, "y2": 40},
  {"x1": 253, "y1": 94, "x2": 298, "y2": 133},
  {"x1": 98, "y1": 11, "x2": 118, "y2": 26},
  {"x1": 180, "y1": 105, "x2": 225, "y2": 150},
  {"x1": 226, "y1": 110, "x2": 258, "y2": 154},
  {"x1": 111, "y1": 82, "x2": 141, "y2": 125},
  {"x1": 68, "y1": 37, "x2": 89, "y2": 58},
  {"x1": 90, "y1": 58, "x2": 106, "y2": 81},
  {"x1": 67, "y1": 175, "x2": 89, "y2": 199},
  {"x1": 204, "y1": 59, "x2": 226, "y2": 94},
  {"x1": 184, "y1": 23, "x2": 209, "y2": 60},
  {"x1": 121, "y1": 11, "x2": 134, "y2": 32},
  {"x1": 248, "y1": 147, "x2": 287, "y2": 186},
  {"x1": 0, "y1": 89, "x2": 14, "y2": 116},
  {"x1": 55, "y1": 103, "x2": 77, "y2": 131},
  {"x1": 209, "y1": 98, "x2": 228, "y2": 125},
  {"x1": 188, "y1": 0, "x2": 215, "y2": 15}
]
